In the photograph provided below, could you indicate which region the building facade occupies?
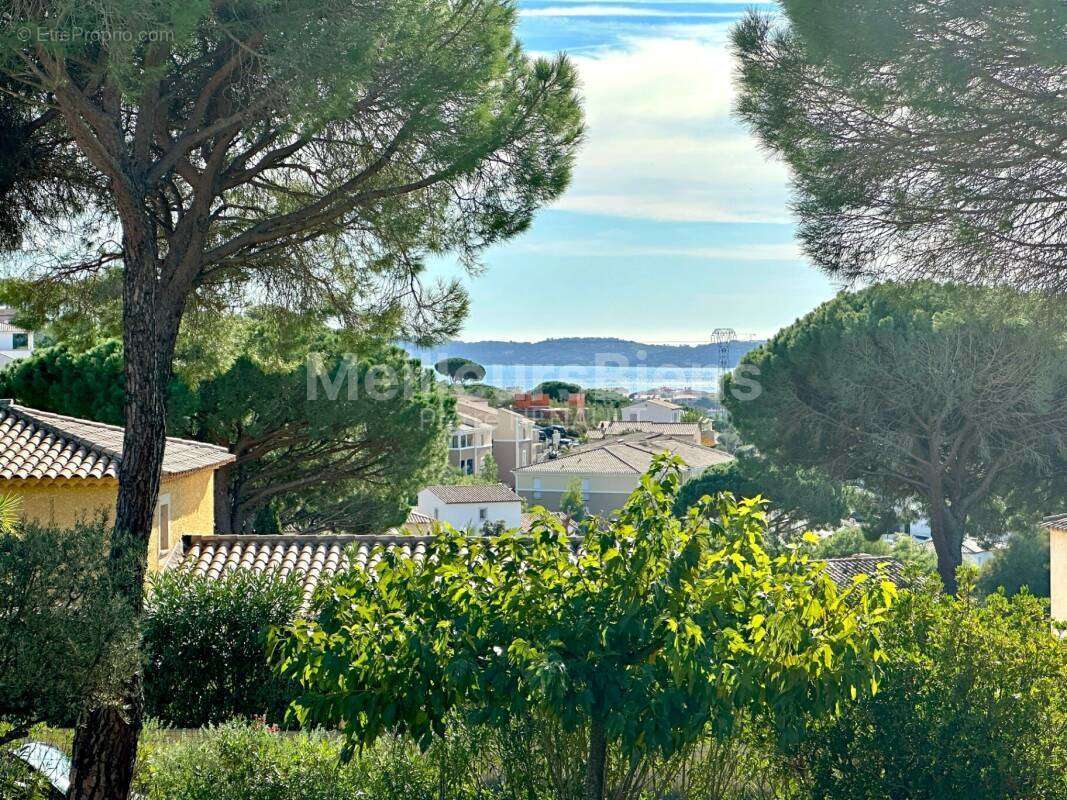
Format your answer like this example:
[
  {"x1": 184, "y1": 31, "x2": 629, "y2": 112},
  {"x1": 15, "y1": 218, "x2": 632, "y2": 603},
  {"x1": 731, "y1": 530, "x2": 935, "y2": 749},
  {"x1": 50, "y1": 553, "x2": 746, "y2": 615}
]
[
  {"x1": 416, "y1": 484, "x2": 523, "y2": 531},
  {"x1": 1046, "y1": 515, "x2": 1067, "y2": 627},
  {"x1": 620, "y1": 398, "x2": 684, "y2": 423},
  {"x1": 456, "y1": 396, "x2": 540, "y2": 487},
  {"x1": 0, "y1": 403, "x2": 233, "y2": 571},
  {"x1": 513, "y1": 432, "x2": 733, "y2": 516}
]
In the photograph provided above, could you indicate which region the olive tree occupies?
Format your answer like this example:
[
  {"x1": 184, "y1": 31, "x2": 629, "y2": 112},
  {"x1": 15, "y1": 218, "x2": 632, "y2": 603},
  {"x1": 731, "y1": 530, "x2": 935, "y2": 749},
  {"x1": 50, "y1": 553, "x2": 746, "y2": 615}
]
[{"x1": 273, "y1": 456, "x2": 895, "y2": 800}]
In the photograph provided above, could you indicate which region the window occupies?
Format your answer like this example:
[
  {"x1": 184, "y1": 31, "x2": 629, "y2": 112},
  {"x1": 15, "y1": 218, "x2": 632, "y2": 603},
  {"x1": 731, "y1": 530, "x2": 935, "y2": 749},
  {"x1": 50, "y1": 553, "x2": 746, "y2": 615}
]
[
  {"x1": 533, "y1": 478, "x2": 542, "y2": 499},
  {"x1": 581, "y1": 479, "x2": 590, "y2": 498},
  {"x1": 157, "y1": 496, "x2": 171, "y2": 552},
  {"x1": 461, "y1": 458, "x2": 474, "y2": 474},
  {"x1": 479, "y1": 507, "x2": 488, "y2": 521},
  {"x1": 521, "y1": 449, "x2": 528, "y2": 467},
  {"x1": 628, "y1": 413, "x2": 638, "y2": 421},
  {"x1": 434, "y1": 508, "x2": 439, "y2": 520},
  {"x1": 451, "y1": 433, "x2": 473, "y2": 449},
  {"x1": 11, "y1": 333, "x2": 28, "y2": 350}
]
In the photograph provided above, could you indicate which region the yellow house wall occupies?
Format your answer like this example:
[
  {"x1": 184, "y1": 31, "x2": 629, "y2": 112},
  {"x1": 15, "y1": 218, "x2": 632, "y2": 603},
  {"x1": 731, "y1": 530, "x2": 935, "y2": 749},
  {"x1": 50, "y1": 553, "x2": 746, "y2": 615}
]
[
  {"x1": 1051, "y1": 526, "x2": 1067, "y2": 627},
  {"x1": 6, "y1": 467, "x2": 217, "y2": 573}
]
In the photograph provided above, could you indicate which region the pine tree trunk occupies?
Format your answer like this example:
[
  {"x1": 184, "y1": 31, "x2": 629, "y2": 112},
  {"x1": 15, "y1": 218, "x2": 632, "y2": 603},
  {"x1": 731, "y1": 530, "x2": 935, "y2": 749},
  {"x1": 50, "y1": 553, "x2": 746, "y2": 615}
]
[
  {"x1": 928, "y1": 496, "x2": 964, "y2": 595},
  {"x1": 584, "y1": 715, "x2": 608, "y2": 800},
  {"x1": 68, "y1": 236, "x2": 184, "y2": 800}
]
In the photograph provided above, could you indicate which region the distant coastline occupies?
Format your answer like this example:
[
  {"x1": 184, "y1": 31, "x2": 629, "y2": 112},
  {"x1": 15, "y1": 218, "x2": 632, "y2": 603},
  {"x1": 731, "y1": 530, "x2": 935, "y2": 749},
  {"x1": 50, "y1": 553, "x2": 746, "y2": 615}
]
[{"x1": 402, "y1": 336, "x2": 764, "y2": 369}]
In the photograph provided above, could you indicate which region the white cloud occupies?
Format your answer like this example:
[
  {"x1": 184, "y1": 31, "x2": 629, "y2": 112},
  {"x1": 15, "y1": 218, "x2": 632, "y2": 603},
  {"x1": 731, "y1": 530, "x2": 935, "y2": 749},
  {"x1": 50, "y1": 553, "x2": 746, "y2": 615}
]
[
  {"x1": 522, "y1": 6, "x2": 739, "y2": 17},
  {"x1": 512, "y1": 238, "x2": 803, "y2": 261},
  {"x1": 555, "y1": 33, "x2": 793, "y2": 223}
]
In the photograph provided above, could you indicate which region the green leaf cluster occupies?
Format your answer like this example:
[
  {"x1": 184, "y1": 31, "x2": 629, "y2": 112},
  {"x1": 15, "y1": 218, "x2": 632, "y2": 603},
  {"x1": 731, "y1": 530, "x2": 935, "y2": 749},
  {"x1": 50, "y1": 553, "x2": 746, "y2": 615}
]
[
  {"x1": 272, "y1": 456, "x2": 894, "y2": 782},
  {"x1": 792, "y1": 585, "x2": 1067, "y2": 799}
]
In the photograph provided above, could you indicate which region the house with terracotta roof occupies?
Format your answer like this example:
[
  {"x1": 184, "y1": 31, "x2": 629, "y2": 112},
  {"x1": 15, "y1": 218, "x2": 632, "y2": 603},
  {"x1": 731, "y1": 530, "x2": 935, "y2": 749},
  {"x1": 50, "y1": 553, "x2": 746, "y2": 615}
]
[
  {"x1": 174, "y1": 533, "x2": 903, "y2": 610},
  {"x1": 416, "y1": 483, "x2": 523, "y2": 531},
  {"x1": 591, "y1": 420, "x2": 703, "y2": 444},
  {"x1": 620, "y1": 398, "x2": 684, "y2": 423},
  {"x1": 512, "y1": 431, "x2": 733, "y2": 515},
  {"x1": 0, "y1": 402, "x2": 234, "y2": 571}
]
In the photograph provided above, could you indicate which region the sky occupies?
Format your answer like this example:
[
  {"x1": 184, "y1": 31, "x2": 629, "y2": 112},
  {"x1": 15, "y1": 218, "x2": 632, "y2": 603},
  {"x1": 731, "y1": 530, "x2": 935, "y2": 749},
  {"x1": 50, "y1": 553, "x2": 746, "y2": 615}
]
[{"x1": 425, "y1": 0, "x2": 843, "y2": 343}]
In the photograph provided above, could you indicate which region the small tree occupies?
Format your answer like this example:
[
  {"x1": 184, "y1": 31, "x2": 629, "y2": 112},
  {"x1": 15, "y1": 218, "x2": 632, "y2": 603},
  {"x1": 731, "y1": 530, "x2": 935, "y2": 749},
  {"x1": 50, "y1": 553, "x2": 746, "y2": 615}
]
[
  {"x1": 977, "y1": 526, "x2": 1051, "y2": 599},
  {"x1": 536, "y1": 380, "x2": 581, "y2": 401},
  {"x1": 673, "y1": 451, "x2": 848, "y2": 547},
  {"x1": 273, "y1": 456, "x2": 895, "y2": 800},
  {"x1": 435, "y1": 357, "x2": 486, "y2": 384},
  {"x1": 0, "y1": 520, "x2": 135, "y2": 742},
  {"x1": 559, "y1": 478, "x2": 588, "y2": 525}
]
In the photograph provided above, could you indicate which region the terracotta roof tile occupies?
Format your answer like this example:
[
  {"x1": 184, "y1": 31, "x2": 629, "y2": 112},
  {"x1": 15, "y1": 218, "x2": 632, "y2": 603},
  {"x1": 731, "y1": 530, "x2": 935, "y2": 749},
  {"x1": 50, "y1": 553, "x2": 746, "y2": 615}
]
[
  {"x1": 0, "y1": 404, "x2": 233, "y2": 481},
  {"x1": 821, "y1": 555, "x2": 904, "y2": 586},
  {"x1": 517, "y1": 433, "x2": 732, "y2": 475},
  {"x1": 175, "y1": 535, "x2": 904, "y2": 610},
  {"x1": 422, "y1": 484, "x2": 522, "y2": 504}
]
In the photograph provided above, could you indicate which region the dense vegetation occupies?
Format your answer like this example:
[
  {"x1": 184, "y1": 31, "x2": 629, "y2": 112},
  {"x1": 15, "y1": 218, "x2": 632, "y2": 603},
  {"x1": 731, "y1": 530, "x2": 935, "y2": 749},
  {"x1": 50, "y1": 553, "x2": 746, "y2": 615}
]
[
  {"x1": 142, "y1": 571, "x2": 303, "y2": 728},
  {"x1": 273, "y1": 459, "x2": 894, "y2": 800},
  {"x1": 724, "y1": 282, "x2": 1067, "y2": 592},
  {"x1": 792, "y1": 582, "x2": 1067, "y2": 799},
  {"x1": 0, "y1": 333, "x2": 454, "y2": 534}
]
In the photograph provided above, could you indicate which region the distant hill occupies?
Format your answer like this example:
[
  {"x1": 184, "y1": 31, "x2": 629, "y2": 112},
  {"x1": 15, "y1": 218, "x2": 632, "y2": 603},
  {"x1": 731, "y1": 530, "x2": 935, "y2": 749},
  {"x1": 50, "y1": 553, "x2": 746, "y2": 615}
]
[{"x1": 402, "y1": 337, "x2": 764, "y2": 368}]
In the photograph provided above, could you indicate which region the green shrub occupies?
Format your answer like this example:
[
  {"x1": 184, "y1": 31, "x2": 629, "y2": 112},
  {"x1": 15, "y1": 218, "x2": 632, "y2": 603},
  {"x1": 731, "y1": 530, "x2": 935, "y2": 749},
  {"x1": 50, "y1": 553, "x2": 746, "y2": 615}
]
[
  {"x1": 978, "y1": 525, "x2": 1050, "y2": 598},
  {"x1": 0, "y1": 520, "x2": 135, "y2": 732},
  {"x1": 143, "y1": 570, "x2": 302, "y2": 727},
  {"x1": 134, "y1": 721, "x2": 484, "y2": 800},
  {"x1": 0, "y1": 746, "x2": 53, "y2": 800},
  {"x1": 792, "y1": 581, "x2": 1067, "y2": 800}
]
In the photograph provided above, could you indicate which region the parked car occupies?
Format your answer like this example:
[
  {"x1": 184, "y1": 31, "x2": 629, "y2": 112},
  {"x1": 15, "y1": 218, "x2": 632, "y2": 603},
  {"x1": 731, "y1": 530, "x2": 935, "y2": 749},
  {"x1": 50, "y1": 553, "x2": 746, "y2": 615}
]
[{"x1": 4, "y1": 742, "x2": 71, "y2": 799}]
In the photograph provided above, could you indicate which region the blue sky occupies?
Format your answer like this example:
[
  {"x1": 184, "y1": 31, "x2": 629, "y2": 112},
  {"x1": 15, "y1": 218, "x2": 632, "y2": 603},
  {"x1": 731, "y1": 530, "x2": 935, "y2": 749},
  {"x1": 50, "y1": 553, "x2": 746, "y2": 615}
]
[{"x1": 426, "y1": 0, "x2": 842, "y2": 343}]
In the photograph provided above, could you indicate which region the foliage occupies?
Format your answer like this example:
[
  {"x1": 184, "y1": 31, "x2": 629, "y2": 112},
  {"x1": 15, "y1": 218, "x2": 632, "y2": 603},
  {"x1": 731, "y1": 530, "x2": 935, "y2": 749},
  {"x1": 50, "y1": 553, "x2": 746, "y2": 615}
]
[
  {"x1": 435, "y1": 358, "x2": 486, "y2": 384},
  {"x1": 978, "y1": 526, "x2": 1051, "y2": 598},
  {"x1": 679, "y1": 407, "x2": 705, "y2": 424},
  {"x1": 0, "y1": 340, "x2": 126, "y2": 425},
  {"x1": 175, "y1": 342, "x2": 452, "y2": 534},
  {"x1": 0, "y1": 494, "x2": 20, "y2": 536},
  {"x1": 732, "y1": 1, "x2": 1067, "y2": 293},
  {"x1": 791, "y1": 584, "x2": 1067, "y2": 800},
  {"x1": 457, "y1": 383, "x2": 512, "y2": 407},
  {"x1": 813, "y1": 527, "x2": 937, "y2": 575},
  {"x1": 273, "y1": 456, "x2": 895, "y2": 800},
  {"x1": 1, "y1": 0, "x2": 583, "y2": 788},
  {"x1": 674, "y1": 451, "x2": 848, "y2": 547},
  {"x1": 134, "y1": 721, "x2": 474, "y2": 800},
  {"x1": 0, "y1": 749, "x2": 53, "y2": 800},
  {"x1": 535, "y1": 380, "x2": 582, "y2": 401},
  {"x1": 723, "y1": 282, "x2": 1067, "y2": 592},
  {"x1": 0, "y1": 520, "x2": 135, "y2": 734},
  {"x1": 559, "y1": 479, "x2": 588, "y2": 524},
  {"x1": 584, "y1": 388, "x2": 628, "y2": 408},
  {"x1": 142, "y1": 570, "x2": 303, "y2": 728}
]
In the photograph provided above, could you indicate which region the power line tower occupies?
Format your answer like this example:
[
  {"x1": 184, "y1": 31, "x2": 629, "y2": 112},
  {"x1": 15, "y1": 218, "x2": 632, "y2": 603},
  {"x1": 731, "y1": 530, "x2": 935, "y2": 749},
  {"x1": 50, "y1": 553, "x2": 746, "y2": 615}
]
[{"x1": 710, "y1": 328, "x2": 736, "y2": 375}]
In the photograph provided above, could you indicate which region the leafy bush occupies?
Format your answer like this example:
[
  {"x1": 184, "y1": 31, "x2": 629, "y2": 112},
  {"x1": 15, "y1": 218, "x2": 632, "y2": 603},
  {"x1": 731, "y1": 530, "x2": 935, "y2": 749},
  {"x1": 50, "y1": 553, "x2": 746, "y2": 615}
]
[
  {"x1": 0, "y1": 520, "x2": 135, "y2": 733},
  {"x1": 791, "y1": 582, "x2": 1067, "y2": 800},
  {"x1": 143, "y1": 570, "x2": 302, "y2": 727},
  {"x1": 134, "y1": 721, "x2": 485, "y2": 800},
  {"x1": 978, "y1": 525, "x2": 1050, "y2": 598},
  {"x1": 274, "y1": 457, "x2": 895, "y2": 800}
]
